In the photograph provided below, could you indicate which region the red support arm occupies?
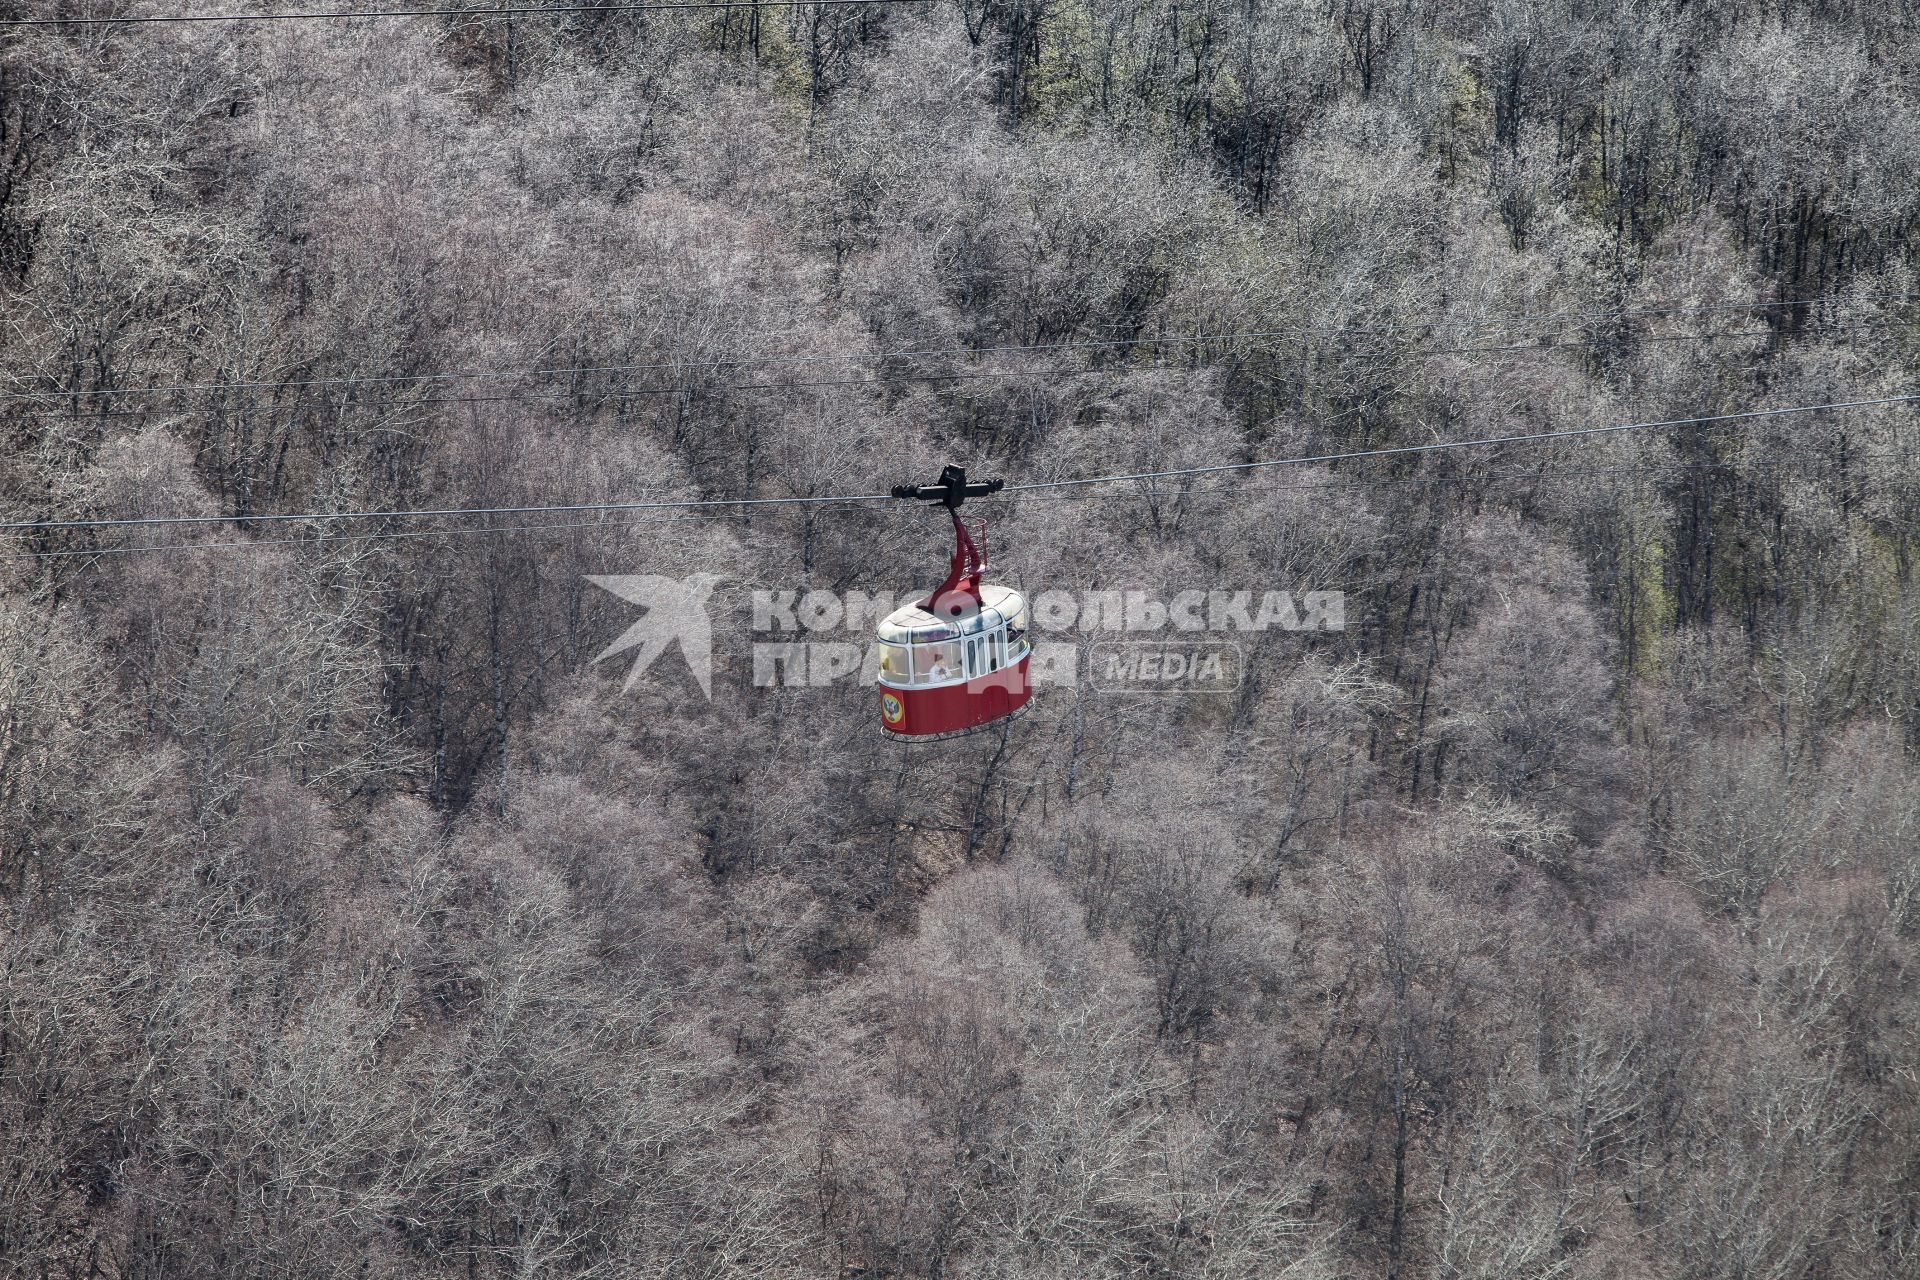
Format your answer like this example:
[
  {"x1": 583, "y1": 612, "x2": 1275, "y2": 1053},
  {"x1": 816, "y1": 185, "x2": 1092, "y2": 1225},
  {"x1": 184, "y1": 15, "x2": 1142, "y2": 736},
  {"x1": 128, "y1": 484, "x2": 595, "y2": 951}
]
[{"x1": 918, "y1": 512, "x2": 986, "y2": 616}]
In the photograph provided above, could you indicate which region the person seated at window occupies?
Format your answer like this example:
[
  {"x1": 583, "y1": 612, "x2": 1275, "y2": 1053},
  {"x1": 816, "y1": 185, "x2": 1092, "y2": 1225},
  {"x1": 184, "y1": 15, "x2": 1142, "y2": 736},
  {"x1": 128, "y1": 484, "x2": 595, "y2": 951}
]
[{"x1": 929, "y1": 656, "x2": 952, "y2": 681}]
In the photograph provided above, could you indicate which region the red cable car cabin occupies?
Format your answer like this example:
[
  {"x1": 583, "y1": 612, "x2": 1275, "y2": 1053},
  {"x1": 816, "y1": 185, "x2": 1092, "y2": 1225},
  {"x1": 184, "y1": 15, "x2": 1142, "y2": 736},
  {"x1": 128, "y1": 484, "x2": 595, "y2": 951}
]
[
  {"x1": 878, "y1": 467, "x2": 1033, "y2": 738},
  {"x1": 876, "y1": 582, "x2": 1031, "y2": 736}
]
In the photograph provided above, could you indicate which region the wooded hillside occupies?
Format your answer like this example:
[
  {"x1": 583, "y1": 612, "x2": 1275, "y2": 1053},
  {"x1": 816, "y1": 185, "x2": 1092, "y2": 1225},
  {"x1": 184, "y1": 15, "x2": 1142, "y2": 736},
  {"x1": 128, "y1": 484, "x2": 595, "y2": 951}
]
[{"x1": 2, "y1": 2, "x2": 1918, "y2": 1276}]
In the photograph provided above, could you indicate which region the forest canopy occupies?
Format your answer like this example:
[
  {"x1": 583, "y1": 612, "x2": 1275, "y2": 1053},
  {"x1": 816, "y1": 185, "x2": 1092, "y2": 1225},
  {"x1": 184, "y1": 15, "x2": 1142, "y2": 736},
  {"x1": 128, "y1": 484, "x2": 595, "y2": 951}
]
[{"x1": 1, "y1": 1, "x2": 1918, "y2": 1277}]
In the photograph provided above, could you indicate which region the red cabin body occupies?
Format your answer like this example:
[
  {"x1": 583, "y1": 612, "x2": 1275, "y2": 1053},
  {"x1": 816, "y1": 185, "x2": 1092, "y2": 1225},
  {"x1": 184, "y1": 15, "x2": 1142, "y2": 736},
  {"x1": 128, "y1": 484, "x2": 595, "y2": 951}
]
[{"x1": 878, "y1": 661, "x2": 1032, "y2": 736}]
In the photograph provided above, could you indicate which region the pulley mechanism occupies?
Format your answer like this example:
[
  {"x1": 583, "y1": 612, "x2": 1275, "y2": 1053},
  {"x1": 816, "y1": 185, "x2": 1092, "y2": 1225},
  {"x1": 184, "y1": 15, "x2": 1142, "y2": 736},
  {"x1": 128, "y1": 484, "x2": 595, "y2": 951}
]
[{"x1": 890, "y1": 464, "x2": 1004, "y2": 509}]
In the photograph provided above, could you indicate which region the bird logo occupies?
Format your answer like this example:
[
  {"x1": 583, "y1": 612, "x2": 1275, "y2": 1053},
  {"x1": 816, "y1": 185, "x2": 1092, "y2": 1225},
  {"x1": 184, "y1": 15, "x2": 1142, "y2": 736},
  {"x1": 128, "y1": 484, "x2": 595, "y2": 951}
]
[{"x1": 587, "y1": 573, "x2": 720, "y2": 699}]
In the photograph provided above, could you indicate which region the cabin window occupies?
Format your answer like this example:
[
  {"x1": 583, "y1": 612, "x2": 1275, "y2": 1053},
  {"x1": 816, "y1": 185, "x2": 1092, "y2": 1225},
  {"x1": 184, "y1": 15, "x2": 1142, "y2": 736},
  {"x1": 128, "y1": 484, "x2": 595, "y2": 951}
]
[{"x1": 916, "y1": 640, "x2": 961, "y2": 682}]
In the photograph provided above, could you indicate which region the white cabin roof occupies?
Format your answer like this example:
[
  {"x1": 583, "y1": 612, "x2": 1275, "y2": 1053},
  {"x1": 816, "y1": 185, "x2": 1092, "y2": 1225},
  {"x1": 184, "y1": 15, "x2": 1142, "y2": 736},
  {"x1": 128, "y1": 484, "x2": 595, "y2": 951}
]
[{"x1": 878, "y1": 583, "x2": 1025, "y2": 643}]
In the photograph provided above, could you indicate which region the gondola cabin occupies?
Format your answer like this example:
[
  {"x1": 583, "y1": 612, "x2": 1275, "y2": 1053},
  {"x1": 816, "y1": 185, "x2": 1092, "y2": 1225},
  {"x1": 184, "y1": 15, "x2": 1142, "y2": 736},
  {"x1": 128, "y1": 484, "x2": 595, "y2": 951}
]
[
  {"x1": 879, "y1": 465, "x2": 1033, "y2": 738},
  {"x1": 877, "y1": 583, "x2": 1031, "y2": 736}
]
